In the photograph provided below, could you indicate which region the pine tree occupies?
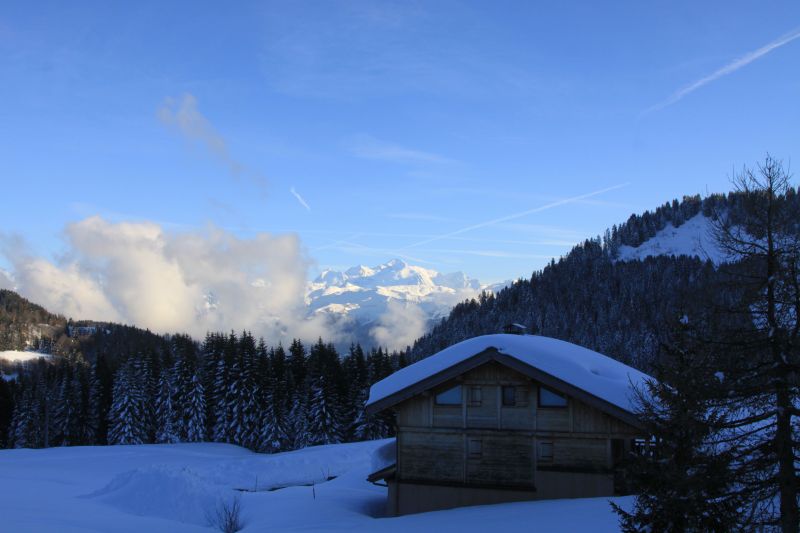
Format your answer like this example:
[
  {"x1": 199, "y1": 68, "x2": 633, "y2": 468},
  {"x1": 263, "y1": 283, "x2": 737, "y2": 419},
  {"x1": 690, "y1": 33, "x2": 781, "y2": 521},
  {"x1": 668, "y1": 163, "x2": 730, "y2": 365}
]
[
  {"x1": 202, "y1": 332, "x2": 223, "y2": 441},
  {"x1": 87, "y1": 355, "x2": 112, "y2": 444},
  {"x1": 286, "y1": 339, "x2": 309, "y2": 449},
  {"x1": 211, "y1": 355, "x2": 229, "y2": 442},
  {"x1": 185, "y1": 373, "x2": 206, "y2": 442},
  {"x1": 62, "y1": 364, "x2": 86, "y2": 446},
  {"x1": 73, "y1": 363, "x2": 92, "y2": 445},
  {"x1": 36, "y1": 368, "x2": 55, "y2": 448},
  {"x1": 108, "y1": 359, "x2": 147, "y2": 445},
  {"x1": 257, "y1": 386, "x2": 290, "y2": 453},
  {"x1": 287, "y1": 339, "x2": 307, "y2": 396},
  {"x1": 155, "y1": 368, "x2": 179, "y2": 444},
  {"x1": 233, "y1": 331, "x2": 259, "y2": 449},
  {"x1": 171, "y1": 337, "x2": 199, "y2": 442},
  {"x1": 289, "y1": 394, "x2": 309, "y2": 450},
  {"x1": 341, "y1": 343, "x2": 368, "y2": 440},
  {"x1": 612, "y1": 318, "x2": 747, "y2": 531},
  {"x1": 10, "y1": 385, "x2": 37, "y2": 448},
  {"x1": 53, "y1": 366, "x2": 76, "y2": 446},
  {"x1": 353, "y1": 388, "x2": 388, "y2": 441},
  {"x1": 307, "y1": 375, "x2": 342, "y2": 446}
]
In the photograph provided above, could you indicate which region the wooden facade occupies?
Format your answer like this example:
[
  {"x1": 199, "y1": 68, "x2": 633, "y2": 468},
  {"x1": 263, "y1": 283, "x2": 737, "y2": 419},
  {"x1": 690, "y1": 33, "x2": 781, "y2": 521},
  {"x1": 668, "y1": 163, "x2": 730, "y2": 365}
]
[{"x1": 369, "y1": 352, "x2": 643, "y2": 516}]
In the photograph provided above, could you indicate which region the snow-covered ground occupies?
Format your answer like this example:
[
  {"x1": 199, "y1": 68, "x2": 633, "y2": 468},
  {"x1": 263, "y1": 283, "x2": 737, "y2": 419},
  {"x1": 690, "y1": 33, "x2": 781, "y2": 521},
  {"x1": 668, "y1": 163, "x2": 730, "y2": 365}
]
[
  {"x1": 0, "y1": 440, "x2": 631, "y2": 532},
  {"x1": 0, "y1": 350, "x2": 50, "y2": 362}
]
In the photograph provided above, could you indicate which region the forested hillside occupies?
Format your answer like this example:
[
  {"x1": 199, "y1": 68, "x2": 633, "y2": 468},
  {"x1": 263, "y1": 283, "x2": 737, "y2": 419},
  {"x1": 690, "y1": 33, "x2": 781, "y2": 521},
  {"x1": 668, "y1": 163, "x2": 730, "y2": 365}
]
[
  {"x1": 410, "y1": 189, "x2": 800, "y2": 370},
  {"x1": 0, "y1": 290, "x2": 66, "y2": 351},
  {"x1": 0, "y1": 289, "x2": 170, "y2": 361}
]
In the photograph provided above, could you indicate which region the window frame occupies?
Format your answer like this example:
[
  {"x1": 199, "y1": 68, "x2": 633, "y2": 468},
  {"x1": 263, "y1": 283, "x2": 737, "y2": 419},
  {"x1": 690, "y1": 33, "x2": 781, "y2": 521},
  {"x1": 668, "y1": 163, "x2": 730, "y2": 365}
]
[
  {"x1": 537, "y1": 386, "x2": 568, "y2": 408},
  {"x1": 469, "y1": 385, "x2": 482, "y2": 407},
  {"x1": 538, "y1": 441, "x2": 554, "y2": 462},
  {"x1": 468, "y1": 438, "x2": 482, "y2": 458},
  {"x1": 434, "y1": 384, "x2": 462, "y2": 406},
  {"x1": 501, "y1": 385, "x2": 517, "y2": 407}
]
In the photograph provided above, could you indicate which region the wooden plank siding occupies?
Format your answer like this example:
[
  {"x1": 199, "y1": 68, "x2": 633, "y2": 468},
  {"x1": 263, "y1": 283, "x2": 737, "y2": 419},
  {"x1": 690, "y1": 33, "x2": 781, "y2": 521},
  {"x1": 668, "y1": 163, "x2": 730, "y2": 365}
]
[
  {"x1": 393, "y1": 360, "x2": 640, "y2": 489},
  {"x1": 398, "y1": 430, "x2": 464, "y2": 483}
]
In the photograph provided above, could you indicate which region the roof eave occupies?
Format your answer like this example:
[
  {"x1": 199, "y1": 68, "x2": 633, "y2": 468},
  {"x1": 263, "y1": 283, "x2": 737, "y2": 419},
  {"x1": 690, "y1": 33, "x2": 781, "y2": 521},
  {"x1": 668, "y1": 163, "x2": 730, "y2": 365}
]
[{"x1": 365, "y1": 347, "x2": 645, "y2": 431}]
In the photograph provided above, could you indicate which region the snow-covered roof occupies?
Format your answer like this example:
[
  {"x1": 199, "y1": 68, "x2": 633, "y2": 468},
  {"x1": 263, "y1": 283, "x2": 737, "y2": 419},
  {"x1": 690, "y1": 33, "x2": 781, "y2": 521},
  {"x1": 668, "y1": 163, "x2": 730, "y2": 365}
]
[{"x1": 367, "y1": 334, "x2": 653, "y2": 414}]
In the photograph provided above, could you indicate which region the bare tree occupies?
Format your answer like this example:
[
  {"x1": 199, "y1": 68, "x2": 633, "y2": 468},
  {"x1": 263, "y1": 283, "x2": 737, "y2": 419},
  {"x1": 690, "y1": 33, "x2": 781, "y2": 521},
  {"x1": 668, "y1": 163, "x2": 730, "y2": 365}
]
[{"x1": 712, "y1": 155, "x2": 800, "y2": 532}]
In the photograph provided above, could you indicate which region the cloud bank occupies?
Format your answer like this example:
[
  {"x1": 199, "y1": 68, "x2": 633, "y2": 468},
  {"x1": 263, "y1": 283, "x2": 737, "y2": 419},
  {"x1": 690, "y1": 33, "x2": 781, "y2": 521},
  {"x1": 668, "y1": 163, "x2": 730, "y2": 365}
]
[
  {"x1": 370, "y1": 299, "x2": 428, "y2": 351},
  {"x1": 1, "y1": 217, "x2": 336, "y2": 343}
]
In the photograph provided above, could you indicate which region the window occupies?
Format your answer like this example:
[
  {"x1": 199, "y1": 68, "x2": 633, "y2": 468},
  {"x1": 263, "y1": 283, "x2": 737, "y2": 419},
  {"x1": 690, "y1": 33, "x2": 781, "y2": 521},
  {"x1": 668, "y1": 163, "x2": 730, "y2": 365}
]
[
  {"x1": 468, "y1": 438, "x2": 482, "y2": 458},
  {"x1": 538, "y1": 387, "x2": 568, "y2": 407},
  {"x1": 435, "y1": 385, "x2": 462, "y2": 406},
  {"x1": 502, "y1": 385, "x2": 516, "y2": 406},
  {"x1": 469, "y1": 385, "x2": 482, "y2": 406},
  {"x1": 538, "y1": 441, "x2": 554, "y2": 462},
  {"x1": 632, "y1": 437, "x2": 657, "y2": 459}
]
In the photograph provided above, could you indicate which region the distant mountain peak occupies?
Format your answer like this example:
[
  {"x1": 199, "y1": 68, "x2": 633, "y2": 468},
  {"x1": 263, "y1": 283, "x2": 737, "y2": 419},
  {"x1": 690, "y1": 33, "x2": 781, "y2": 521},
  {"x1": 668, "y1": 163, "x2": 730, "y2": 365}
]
[
  {"x1": 344, "y1": 264, "x2": 374, "y2": 278},
  {"x1": 382, "y1": 258, "x2": 407, "y2": 269},
  {"x1": 306, "y1": 259, "x2": 486, "y2": 347}
]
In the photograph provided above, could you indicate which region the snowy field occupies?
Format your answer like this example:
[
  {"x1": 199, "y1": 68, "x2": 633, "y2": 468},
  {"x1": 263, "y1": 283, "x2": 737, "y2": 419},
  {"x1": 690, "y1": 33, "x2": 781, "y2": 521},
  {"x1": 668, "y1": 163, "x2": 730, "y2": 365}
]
[
  {"x1": 0, "y1": 350, "x2": 50, "y2": 362},
  {"x1": 0, "y1": 440, "x2": 630, "y2": 532}
]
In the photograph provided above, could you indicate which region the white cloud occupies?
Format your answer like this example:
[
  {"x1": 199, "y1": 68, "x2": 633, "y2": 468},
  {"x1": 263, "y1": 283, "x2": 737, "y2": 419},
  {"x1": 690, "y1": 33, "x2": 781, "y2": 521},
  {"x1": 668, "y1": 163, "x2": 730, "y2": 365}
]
[
  {"x1": 348, "y1": 134, "x2": 455, "y2": 165},
  {"x1": 1, "y1": 217, "x2": 337, "y2": 343},
  {"x1": 369, "y1": 299, "x2": 428, "y2": 351},
  {"x1": 158, "y1": 93, "x2": 267, "y2": 191},
  {"x1": 645, "y1": 27, "x2": 800, "y2": 114},
  {"x1": 11, "y1": 258, "x2": 121, "y2": 322}
]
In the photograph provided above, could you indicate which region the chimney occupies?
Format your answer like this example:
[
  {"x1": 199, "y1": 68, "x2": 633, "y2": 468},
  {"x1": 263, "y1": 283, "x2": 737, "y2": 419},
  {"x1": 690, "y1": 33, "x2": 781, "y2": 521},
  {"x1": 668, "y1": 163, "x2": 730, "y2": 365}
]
[{"x1": 502, "y1": 323, "x2": 528, "y2": 335}]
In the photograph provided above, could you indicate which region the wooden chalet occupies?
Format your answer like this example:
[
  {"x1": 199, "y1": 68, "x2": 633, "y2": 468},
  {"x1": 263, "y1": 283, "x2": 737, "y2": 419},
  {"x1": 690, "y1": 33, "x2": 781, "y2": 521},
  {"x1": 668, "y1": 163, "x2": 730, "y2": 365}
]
[{"x1": 365, "y1": 332, "x2": 653, "y2": 516}]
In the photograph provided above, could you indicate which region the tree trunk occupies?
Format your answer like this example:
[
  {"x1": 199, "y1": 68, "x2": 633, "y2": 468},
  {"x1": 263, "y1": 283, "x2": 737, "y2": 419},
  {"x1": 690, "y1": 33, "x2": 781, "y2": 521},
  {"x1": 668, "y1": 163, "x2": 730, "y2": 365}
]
[{"x1": 766, "y1": 184, "x2": 798, "y2": 533}]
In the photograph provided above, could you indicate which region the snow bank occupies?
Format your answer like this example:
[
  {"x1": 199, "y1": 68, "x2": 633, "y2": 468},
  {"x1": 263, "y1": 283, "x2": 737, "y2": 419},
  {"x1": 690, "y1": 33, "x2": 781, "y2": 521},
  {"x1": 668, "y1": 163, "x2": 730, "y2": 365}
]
[
  {"x1": 199, "y1": 439, "x2": 385, "y2": 491},
  {"x1": 85, "y1": 466, "x2": 222, "y2": 526},
  {"x1": 82, "y1": 439, "x2": 389, "y2": 526},
  {"x1": 367, "y1": 334, "x2": 653, "y2": 413},
  {"x1": 0, "y1": 350, "x2": 50, "y2": 362}
]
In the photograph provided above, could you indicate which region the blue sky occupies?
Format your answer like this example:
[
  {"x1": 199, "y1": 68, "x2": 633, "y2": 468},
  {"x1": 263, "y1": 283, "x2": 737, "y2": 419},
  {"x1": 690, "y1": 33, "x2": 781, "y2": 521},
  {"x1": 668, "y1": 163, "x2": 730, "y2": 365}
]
[{"x1": 1, "y1": 1, "x2": 799, "y2": 285}]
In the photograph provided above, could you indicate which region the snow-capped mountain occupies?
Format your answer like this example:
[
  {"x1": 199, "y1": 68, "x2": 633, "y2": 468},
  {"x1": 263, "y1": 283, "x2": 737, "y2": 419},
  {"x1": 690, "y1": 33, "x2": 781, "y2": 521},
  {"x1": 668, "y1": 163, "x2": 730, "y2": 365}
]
[
  {"x1": 306, "y1": 259, "x2": 485, "y2": 348},
  {"x1": 307, "y1": 258, "x2": 482, "y2": 323}
]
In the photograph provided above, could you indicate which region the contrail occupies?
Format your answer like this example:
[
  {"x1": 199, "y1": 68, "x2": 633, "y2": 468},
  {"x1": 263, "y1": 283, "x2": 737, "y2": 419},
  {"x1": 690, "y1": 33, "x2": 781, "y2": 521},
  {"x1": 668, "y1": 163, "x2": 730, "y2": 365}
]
[
  {"x1": 645, "y1": 27, "x2": 800, "y2": 115},
  {"x1": 290, "y1": 187, "x2": 311, "y2": 211},
  {"x1": 400, "y1": 183, "x2": 629, "y2": 250},
  {"x1": 311, "y1": 233, "x2": 363, "y2": 252}
]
